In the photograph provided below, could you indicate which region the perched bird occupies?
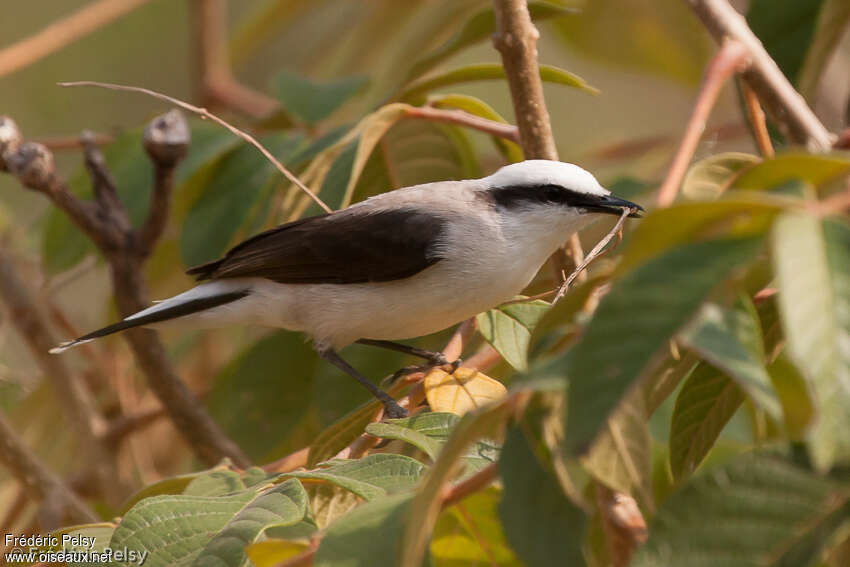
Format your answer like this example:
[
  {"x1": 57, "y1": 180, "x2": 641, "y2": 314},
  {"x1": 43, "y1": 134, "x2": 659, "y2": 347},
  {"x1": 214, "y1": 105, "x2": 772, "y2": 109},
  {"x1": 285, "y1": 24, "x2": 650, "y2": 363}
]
[{"x1": 52, "y1": 160, "x2": 641, "y2": 418}]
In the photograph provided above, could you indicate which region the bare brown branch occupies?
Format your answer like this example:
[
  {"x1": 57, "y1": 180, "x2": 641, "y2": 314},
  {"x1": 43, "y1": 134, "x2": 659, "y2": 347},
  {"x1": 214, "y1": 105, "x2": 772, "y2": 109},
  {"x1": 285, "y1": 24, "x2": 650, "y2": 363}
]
[
  {"x1": 656, "y1": 39, "x2": 750, "y2": 207},
  {"x1": 0, "y1": 0, "x2": 152, "y2": 79},
  {"x1": 739, "y1": 80, "x2": 774, "y2": 158},
  {"x1": 404, "y1": 106, "x2": 520, "y2": 144},
  {"x1": 59, "y1": 81, "x2": 332, "y2": 213},
  {"x1": 685, "y1": 0, "x2": 834, "y2": 151},
  {"x1": 0, "y1": 414, "x2": 98, "y2": 524}
]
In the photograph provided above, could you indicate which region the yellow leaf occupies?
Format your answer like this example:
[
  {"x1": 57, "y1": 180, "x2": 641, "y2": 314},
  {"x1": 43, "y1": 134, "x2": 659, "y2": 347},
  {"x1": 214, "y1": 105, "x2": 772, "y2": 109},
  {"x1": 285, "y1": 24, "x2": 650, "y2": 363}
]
[
  {"x1": 245, "y1": 539, "x2": 309, "y2": 567},
  {"x1": 424, "y1": 367, "x2": 507, "y2": 415}
]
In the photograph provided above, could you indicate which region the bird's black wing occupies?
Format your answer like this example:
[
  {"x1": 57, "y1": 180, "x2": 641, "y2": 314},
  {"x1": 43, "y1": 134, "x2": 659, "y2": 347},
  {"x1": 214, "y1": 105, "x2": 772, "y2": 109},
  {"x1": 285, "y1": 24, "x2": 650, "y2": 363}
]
[{"x1": 186, "y1": 208, "x2": 447, "y2": 284}]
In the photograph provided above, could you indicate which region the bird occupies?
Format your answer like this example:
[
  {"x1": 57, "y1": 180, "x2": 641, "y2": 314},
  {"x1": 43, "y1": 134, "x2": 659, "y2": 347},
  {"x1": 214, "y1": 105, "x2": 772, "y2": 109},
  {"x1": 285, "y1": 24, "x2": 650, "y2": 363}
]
[{"x1": 51, "y1": 160, "x2": 642, "y2": 418}]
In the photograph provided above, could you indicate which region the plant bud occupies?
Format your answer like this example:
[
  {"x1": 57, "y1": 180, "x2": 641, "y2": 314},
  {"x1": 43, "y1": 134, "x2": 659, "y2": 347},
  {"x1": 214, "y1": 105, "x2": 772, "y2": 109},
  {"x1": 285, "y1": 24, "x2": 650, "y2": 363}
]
[
  {"x1": 143, "y1": 109, "x2": 190, "y2": 166},
  {"x1": 0, "y1": 116, "x2": 23, "y2": 171},
  {"x1": 7, "y1": 142, "x2": 55, "y2": 188}
]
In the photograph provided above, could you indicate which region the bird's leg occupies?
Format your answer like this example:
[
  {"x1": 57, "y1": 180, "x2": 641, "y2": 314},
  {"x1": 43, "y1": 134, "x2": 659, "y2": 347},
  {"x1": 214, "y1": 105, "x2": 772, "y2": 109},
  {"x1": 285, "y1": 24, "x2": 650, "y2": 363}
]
[
  {"x1": 317, "y1": 346, "x2": 407, "y2": 419},
  {"x1": 356, "y1": 339, "x2": 462, "y2": 383}
]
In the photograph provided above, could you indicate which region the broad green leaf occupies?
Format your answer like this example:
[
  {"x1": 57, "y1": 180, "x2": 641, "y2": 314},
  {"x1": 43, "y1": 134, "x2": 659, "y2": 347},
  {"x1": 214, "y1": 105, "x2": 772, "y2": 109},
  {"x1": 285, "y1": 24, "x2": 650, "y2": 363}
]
[
  {"x1": 207, "y1": 332, "x2": 317, "y2": 462},
  {"x1": 180, "y1": 133, "x2": 305, "y2": 267},
  {"x1": 429, "y1": 93, "x2": 522, "y2": 162},
  {"x1": 119, "y1": 473, "x2": 201, "y2": 514},
  {"x1": 271, "y1": 71, "x2": 368, "y2": 125},
  {"x1": 617, "y1": 196, "x2": 785, "y2": 274},
  {"x1": 286, "y1": 454, "x2": 426, "y2": 501},
  {"x1": 552, "y1": 0, "x2": 712, "y2": 84},
  {"x1": 193, "y1": 479, "x2": 308, "y2": 567},
  {"x1": 307, "y1": 483, "x2": 361, "y2": 530},
  {"x1": 498, "y1": 425, "x2": 585, "y2": 567},
  {"x1": 772, "y1": 213, "x2": 850, "y2": 470},
  {"x1": 58, "y1": 523, "x2": 116, "y2": 567},
  {"x1": 315, "y1": 492, "x2": 430, "y2": 567},
  {"x1": 768, "y1": 352, "x2": 814, "y2": 439},
  {"x1": 633, "y1": 454, "x2": 849, "y2": 567},
  {"x1": 731, "y1": 153, "x2": 850, "y2": 193},
  {"x1": 405, "y1": 2, "x2": 576, "y2": 82},
  {"x1": 477, "y1": 300, "x2": 550, "y2": 371},
  {"x1": 681, "y1": 152, "x2": 761, "y2": 201},
  {"x1": 109, "y1": 491, "x2": 256, "y2": 567},
  {"x1": 798, "y1": 0, "x2": 850, "y2": 99},
  {"x1": 431, "y1": 487, "x2": 523, "y2": 567},
  {"x1": 183, "y1": 470, "x2": 246, "y2": 497},
  {"x1": 669, "y1": 363, "x2": 745, "y2": 481},
  {"x1": 564, "y1": 237, "x2": 763, "y2": 454},
  {"x1": 365, "y1": 424, "x2": 441, "y2": 460},
  {"x1": 581, "y1": 389, "x2": 652, "y2": 504},
  {"x1": 366, "y1": 412, "x2": 460, "y2": 459},
  {"x1": 401, "y1": 402, "x2": 512, "y2": 567},
  {"x1": 398, "y1": 63, "x2": 597, "y2": 102},
  {"x1": 680, "y1": 297, "x2": 782, "y2": 418},
  {"x1": 747, "y1": 0, "x2": 825, "y2": 83},
  {"x1": 245, "y1": 540, "x2": 309, "y2": 567}
]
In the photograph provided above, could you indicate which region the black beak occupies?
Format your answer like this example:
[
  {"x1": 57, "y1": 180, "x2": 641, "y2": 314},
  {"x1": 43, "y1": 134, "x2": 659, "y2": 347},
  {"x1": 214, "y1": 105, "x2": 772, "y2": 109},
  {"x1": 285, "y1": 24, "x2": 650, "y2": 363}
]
[{"x1": 581, "y1": 194, "x2": 644, "y2": 218}]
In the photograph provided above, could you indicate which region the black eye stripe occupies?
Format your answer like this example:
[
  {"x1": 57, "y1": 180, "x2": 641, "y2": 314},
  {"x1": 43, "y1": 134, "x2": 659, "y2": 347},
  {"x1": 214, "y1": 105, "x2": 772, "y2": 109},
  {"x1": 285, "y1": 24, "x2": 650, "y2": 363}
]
[{"x1": 485, "y1": 184, "x2": 593, "y2": 209}]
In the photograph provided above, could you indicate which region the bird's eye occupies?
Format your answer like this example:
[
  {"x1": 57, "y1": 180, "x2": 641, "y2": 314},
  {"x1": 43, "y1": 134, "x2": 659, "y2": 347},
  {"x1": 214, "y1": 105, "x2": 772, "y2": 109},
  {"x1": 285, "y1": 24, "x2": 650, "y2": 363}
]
[{"x1": 543, "y1": 185, "x2": 562, "y2": 201}]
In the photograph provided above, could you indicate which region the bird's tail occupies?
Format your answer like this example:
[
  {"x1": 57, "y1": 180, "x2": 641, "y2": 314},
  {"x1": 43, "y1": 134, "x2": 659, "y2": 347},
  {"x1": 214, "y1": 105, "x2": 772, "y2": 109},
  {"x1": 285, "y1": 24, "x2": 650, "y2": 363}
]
[{"x1": 50, "y1": 287, "x2": 250, "y2": 353}]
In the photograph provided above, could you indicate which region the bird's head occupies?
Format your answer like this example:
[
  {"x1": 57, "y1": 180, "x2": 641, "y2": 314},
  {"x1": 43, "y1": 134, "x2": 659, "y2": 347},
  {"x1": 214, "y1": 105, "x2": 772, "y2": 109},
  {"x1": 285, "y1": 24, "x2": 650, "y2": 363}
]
[{"x1": 479, "y1": 160, "x2": 643, "y2": 219}]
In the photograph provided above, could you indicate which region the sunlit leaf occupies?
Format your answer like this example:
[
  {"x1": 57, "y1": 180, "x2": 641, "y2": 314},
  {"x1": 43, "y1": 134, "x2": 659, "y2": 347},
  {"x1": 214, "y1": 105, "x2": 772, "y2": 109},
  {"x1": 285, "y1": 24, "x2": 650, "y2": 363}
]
[
  {"x1": 477, "y1": 300, "x2": 550, "y2": 371},
  {"x1": 498, "y1": 425, "x2": 585, "y2": 567},
  {"x1": 633, "y1": 454, "x2": 849, "y2": 567},
  {"x1": 424, "y1": 367, "x2": 508, "y2": 415},
  {"x1": 286, "y1": 454, "x2": 426, "y2": 501},
  {"x1": 398, "y1": 63, "x2": 597, "y2": 102},
  {"x1": 731, "y1": 153, "x2": 850, "y2": 193},
  {"x1": 681, "y1": 152, "x2": 761, "y2": 201},
  {"x1": 244, "y1": 540, "x2": 309, "y2": 567},
  {"x1": 193, "y1": 479, "x2": 308, "y2": 567},
  {"x1": 564, "y1": 237, "x2": 763, "y2": 455},
  {"x1": 772, "y1": 213, "x2": 850, "y2": 470}
]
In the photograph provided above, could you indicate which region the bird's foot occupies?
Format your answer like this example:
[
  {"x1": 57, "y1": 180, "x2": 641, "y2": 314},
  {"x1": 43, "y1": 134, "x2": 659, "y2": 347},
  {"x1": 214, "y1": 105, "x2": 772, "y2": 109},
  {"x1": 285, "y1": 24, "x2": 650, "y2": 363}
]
[
  {"x1": 386, "y1": 357, "x2": 463, "y2": 385},
  {"x1": 382, "y1": 400, "x2": 408, "y2": 419}
]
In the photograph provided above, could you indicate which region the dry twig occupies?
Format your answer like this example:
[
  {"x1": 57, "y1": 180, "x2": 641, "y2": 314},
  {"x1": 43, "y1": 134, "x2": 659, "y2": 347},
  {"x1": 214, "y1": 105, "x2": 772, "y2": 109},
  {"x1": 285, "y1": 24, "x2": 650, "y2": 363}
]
[
  {"x1": 404, "y1": 106, "x2": 520, "y2": 143},
  {"x1": 739, "y1": 80, "x2": 774, "y2": 158}
]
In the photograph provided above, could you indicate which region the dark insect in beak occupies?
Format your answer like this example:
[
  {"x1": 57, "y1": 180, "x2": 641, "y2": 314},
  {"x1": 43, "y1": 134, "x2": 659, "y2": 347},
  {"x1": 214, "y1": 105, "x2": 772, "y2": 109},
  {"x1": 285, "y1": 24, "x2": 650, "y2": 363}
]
[{"x1": 581, "y1": 194, "x2": 644, "y2": 218}]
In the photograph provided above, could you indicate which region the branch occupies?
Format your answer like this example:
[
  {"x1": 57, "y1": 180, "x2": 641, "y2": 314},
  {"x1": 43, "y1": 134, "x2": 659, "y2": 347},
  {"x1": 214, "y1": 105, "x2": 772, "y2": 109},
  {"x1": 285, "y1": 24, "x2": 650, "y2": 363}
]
[
  {"x1": 59, "y1": 81, "x2": 332, "y2": 214},
  {"x1": 739, "y1": 80, "x2": 774, "y2": 158},
  {"x1": 81, "y1": 131, "x2": 129, "y2": 223},
  {"x1": 684, "y1": 0, "x2": 834, "y2": 151},
  {"x1": 491, "y1": 0, "x2": 583, "y2": 286},
  {"x1": 0, "y1": 0, "x2": 152, "y2": 79},
  {"x1": 656, "y1": 40, "x2": 750, "y2": 207},
  {"x1": 190, "y1": 0, "x2": 279, "y2": 117},
  {"x1": 404, "y1": 106, "x2": 520, "y2": 144},
  {"x1": 0, "y1": 414, "x2": 98, "y2": 524},
  {"x1": 138, "y1": 109, "x2": 190, "y2": 256}
]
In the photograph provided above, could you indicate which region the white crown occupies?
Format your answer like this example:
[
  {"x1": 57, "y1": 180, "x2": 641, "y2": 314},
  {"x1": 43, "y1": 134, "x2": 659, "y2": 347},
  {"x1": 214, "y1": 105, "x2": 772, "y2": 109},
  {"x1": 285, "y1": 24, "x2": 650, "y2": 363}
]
[{"x1": 483, "y1": 160, "x2": 608, "y2": 196}]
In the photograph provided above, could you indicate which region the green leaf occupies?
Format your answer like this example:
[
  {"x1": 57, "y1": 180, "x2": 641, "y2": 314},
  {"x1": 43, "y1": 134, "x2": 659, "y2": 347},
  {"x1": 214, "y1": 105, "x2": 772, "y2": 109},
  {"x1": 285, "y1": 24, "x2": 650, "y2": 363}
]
[
  {"x1": 365, "y1": 412, "x2": 463, "y2": 460},
  {"x1": 180, "y1": 133, "x2": 305, "y2": 267},
  {"x1": 271, "y1": 71, "x2": 368, "y2": 125},
  {"x1": 477, "y1": 300, "x2": 550, "y2": 371},
  {"x1": 315, "y1": 492, "x2": 430, "y2": 567},
  {"x1": 286, "y1": 454, "x2": 426, "y2": 501},
  {"x1": 109, "y1": 491, "x2": 256, "y2": 566},
  {"x1": 183, "y1": 470, "x2": 246, "y2": 496},
  {"x1": 681, "y1": 152, "x2": 761, "y2": 201},
  {"x1": 193, "y1": 479, "x2": 308, "y2": 567},
  {"x1": 564, "y1": 237, "x2": 763, "y2": 454},
  {"x1": 498, "y1": 425, "x2": 585, "y2": 567},
  {"x1": 798, "y1": 0, "x2": 850, "y2": 99},
  {"x1": 731, "y1": 153, "x2": 850, "y2": 193},
  {"x1": 405, "y1": 2, "x2": 576, "y2": 82},
  {"x1": 632, "y1": 454, "x2": 850, "y2": 567},
  {"x1": 399, "y1": 63, "x2": 597, "y2": 102},
  {"x1": 365, "y1": 424, "x2": 441, "y2": 461},
  {"x1": 307, "y1": 400, "x2": 381, "y2": 468},
  {"x1": 669, "y1": 363, "x2": 745, "y2": 481},
  {"x1": 582, "y1": 389, "x2": 652, "y2": 503},
  {"x1": 119, "y1": 473, "x2": 201, "y2": 514},
  {"x1": 207, "y1": 331, "x2": 317, "y2": 462},
  {"x1": 747, "y1": 0, "x2": 825, "y2": 83},
  {"x1": 772, "y1": 213, "x2": 850, "y2": 470},
  {"x1": 431, "y1": 487, "x2": 523, "y2": 567},
  {"x1": 680, "y1": 296, "x2": 782, "y2": 418}
]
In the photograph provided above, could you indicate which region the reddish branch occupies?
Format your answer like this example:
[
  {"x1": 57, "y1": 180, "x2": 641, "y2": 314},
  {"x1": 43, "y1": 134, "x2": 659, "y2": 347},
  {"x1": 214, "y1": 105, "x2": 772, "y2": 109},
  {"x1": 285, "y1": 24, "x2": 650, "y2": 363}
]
[
  {"x1": 404, "y1": 106, "x2": 520, "y2": 144},
  {"x1": 685, "y1": 0, "x2": 834, "y2": 151},
  {"x1": 0, "y1": 113, "x2": 250, "y2": 468}
]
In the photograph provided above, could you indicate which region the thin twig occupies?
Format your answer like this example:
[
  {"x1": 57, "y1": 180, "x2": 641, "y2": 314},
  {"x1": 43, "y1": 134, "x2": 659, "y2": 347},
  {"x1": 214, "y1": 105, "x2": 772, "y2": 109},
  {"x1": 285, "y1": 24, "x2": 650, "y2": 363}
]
[
  {"x1": 685, "y1": 0, "x2": 834, "y2": 151},
  {"x1": 442, "y1": 462, "x2": 497, "y2": 507},
  {"x1": 739, "y1": 80, "x2": 774, "y2": 158},
  {"x1": 59, "y1": 81, "x2": 332, "y2": 214},
  {"x1": 35, "y1": 132, "x2": 113, "y2": 150},
  {"x1": 404, "y1": 106, "x2": 520, "y2": 143},
  {"x1": 656, "y1": 39, "x2": 750, "y2": 207},
  {"x1": 553, "y1": 208, "x2": 632, "y2": 303},
  {"x1": 0, "y1": 0, "x2": 151, "y2": 79}
]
